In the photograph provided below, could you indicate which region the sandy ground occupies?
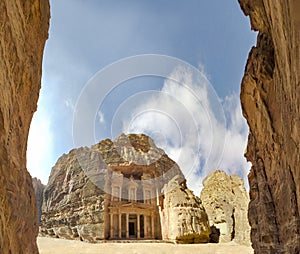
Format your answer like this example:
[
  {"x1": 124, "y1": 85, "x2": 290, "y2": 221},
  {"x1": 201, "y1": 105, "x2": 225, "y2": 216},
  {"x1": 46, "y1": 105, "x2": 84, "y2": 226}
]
[{"x1": 37, "y1": 237, "x2": 254, "y2": 254}]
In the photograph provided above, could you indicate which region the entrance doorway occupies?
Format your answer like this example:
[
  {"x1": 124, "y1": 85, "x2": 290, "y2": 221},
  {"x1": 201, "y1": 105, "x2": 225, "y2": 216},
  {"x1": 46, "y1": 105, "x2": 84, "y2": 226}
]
[
  {"x1": 129, "y1": 222, "x2": 135, "y2": 237},
  {"x1": 129, "y1": 214, "x2": 137, "y2": 238}
]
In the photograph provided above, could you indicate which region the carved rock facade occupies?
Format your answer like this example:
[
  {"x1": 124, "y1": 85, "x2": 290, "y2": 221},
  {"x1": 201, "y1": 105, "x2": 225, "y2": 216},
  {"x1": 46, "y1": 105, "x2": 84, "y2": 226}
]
[
  {"x1": 40, "y1": 134, "x2": 210, "y2": 243},
  {"x1": 238, "y1": 0, "x2": 300, "y2": 253},
  {"x1": 200, "y1": 170, "x2": 251, "y2": 246},
  {"x1": 0, "y1": 1, "x2": 49, "y2": 253}
]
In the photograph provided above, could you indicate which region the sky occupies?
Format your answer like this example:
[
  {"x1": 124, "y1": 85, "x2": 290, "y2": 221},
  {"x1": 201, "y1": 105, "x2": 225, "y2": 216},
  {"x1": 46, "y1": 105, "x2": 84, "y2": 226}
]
[{"x1": 27, "y1": 0, "x2": 257, "y2": 194}]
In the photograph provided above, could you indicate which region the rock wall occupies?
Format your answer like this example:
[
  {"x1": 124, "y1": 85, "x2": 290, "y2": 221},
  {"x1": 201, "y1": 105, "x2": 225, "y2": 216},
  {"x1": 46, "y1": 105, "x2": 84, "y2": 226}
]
[
  {"x1": 40, "y1": 149, "x2": 107, "y2": 242},
  {"x1": 238, "y1": 0, "x2": 300, "y2": 253},
  {"x1": 0, "y1": 1, "x2": 49, "y2": 253},
  {"x1": 32, "y1": 177, "x2": 45, "y2": 224},
  {"x1": 200, "y1": 170, "x2": 250, "y2": 245}
]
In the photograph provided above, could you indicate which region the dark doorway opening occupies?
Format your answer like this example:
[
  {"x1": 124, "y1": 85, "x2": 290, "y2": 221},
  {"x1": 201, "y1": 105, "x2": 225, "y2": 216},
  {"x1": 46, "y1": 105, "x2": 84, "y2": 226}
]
[{"x1": 129, "y1": 222, "x2": 135, "y2": 237}]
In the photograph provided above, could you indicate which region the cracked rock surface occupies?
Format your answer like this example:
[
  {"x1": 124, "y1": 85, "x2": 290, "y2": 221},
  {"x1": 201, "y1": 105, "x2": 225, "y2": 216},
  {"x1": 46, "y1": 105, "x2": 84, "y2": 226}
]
[
  {"x1": 0, "y1": 1, "x2": 49, "y2": 253},
  {"x1": 238, "y1": 0, "x2": 300, "y2": 253}
]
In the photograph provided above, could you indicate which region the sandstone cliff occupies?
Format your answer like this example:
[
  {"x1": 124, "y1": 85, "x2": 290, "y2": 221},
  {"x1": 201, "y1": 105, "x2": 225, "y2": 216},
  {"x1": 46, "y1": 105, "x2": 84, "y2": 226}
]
[
  {"x1": 32, "y1": 177, "x2": 45, "y2": 224},
  {"x1": 40, "y1": 148, "x2": 107, "y2": 241},
  {"x1": 40, "y1": 134, "x2": 210, "y2": 243},
  {"x1": 200, "y1": 170, "x2": 250, "y2": 246},
  {"x1": 238, "y1": 0, "x2": 300, "y2": 253},
  {"x1": 0, "y1": 1, "x2": 49, "y2": 253}
]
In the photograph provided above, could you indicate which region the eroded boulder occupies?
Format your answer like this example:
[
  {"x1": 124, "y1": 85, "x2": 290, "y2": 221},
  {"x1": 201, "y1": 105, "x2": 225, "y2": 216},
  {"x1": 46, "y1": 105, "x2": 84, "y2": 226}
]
[{"x1": 200, "y1": 170, "x2": 251, "y2": 246}]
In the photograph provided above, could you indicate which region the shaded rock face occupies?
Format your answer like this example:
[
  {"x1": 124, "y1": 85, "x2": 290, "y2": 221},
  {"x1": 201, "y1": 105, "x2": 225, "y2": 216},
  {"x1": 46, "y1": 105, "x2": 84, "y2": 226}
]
[
  {"x1": 200, "y1": 170, "x2": 250, "y2": 246},
  {"x1": 32, "y1": 177, "x2": 45, "y2": 224},
  {"x1": 41, "y1": 134, "x2": 210, "y2": 243},
  {"x1": 0, "y1": 1, "x2": 49, "y2": 253},
  {"x1": 238, "y1": 0, "x2": 300, "y2": 253}
]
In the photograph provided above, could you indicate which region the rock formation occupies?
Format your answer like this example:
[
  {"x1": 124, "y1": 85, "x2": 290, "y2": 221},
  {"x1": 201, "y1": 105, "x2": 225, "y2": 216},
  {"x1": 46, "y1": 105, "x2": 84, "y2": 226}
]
[
  {"x1": 200, "y1": 170, "x2": 251, "y2": 246},
  {"x1": 238, "y1": 0, "x2": 300, "y2": 253},
  {"x1": 40, "y1": 147, "x2": 107, "y2": 242},
  {"x1": 40, "y1": 134, "x2": 210, "y2": 243},
  {"x1": 32, "y1": 177, "x2": 45, "y2": 224},
  {"x1": 0, "y1": 1, "x2": 49, "y2": 253},
  {"x1": 162, "y1": 177, "x2": 210, "y2": 243}
]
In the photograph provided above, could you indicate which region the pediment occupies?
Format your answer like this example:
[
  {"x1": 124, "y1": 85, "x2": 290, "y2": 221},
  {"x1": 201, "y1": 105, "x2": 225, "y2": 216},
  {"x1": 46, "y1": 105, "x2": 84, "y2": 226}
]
[
  {"x1": 121, "y1": 202, "x2": 149, "y2": 209},
  {"x1": 109, "y1": 201, "x2": 153, "y2": 210}
]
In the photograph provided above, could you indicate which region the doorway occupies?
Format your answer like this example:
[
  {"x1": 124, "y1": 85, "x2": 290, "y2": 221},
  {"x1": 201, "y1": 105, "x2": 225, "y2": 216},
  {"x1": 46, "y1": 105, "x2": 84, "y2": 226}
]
[
  {"x1": 129, "y1": 215, "x2": 137, "y2": 238},
  {"x1": 129, "y1": 222, "x2": 135, "y2": 237}
]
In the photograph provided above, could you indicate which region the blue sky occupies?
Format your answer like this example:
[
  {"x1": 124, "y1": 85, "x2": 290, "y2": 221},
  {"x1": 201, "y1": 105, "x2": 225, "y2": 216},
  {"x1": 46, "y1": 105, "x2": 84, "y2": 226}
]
[{"x1": 27, "y1": 0, "x2": 256, "y2": 193}]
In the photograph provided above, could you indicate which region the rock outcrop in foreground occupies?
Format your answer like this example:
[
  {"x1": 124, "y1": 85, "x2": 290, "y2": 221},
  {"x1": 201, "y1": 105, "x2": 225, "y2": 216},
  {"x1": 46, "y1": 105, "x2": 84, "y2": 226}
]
[
  {"x1": 40, "y1": 134, "x2": 210, "y2": 243},
  {"x1": 200, "y1": 170, "x2": 250, "y2": 246},
  {"x1": 238, "y1": 0, "x2": 300, "y2": 253},
  {"x1": 0, "y1": 1, "x2": 49, "y2": 253}
]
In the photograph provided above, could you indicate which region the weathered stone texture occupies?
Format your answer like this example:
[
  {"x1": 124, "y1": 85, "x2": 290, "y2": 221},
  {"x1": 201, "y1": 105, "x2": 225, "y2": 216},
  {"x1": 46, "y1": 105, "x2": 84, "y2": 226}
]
[
  {"x1": 40, "y1": 134, "x2": 210, "y2": 243},
  {"x1": 161, "y1": 177, "x2": 211, "y2": 243},
  {"x1": 40, "y1": 148, "x2": 107, "y2": 242},
  {"x1": 200, "y1": 170, "x2": 251, "y2": 245},
  {"x1": 0, "y1": 1, "x2": 49, "y2": 253},
  {"x1": 32, "y1": 177, "x2": 45, "y2": 224},
  {"x1": 238, "y1": 0, "x2": 300, "y2": 253}
]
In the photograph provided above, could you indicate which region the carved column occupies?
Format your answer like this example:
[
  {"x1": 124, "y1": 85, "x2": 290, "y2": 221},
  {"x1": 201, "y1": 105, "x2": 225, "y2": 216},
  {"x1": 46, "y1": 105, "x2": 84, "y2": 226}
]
[
  {"x1": 144, "y1": 215, "x2": 149, "y2": 238},
  {"x1": 151, "y1": 214, "x2": 155, "y2": 238},
  {"x1": 110, "y1": 213, "x2": 114, "y2": 239},
  {"x1": 126, "y1": 213, "x2": 129, "y2": 238},
  {"x1": 119, "y1": 213, "x2": 122, "y2": 238},
  {"x1": 137, "y1": 214, "x2": 140, "y2": 239}
]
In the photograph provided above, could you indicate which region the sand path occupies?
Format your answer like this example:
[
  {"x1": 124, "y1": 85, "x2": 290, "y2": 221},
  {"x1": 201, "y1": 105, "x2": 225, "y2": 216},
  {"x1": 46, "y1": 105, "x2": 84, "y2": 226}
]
[{"x1": 37, "y1": 237, "x2": 253, "y2": 254}]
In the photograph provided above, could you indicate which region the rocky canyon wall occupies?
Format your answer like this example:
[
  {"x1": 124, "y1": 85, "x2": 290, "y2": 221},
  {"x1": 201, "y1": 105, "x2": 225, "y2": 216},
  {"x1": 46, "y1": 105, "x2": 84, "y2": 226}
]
[
  {"x1": 32, "y1": 177, "x2": 45, "y2": 225},
  {"x1": 238, "y1": 0, "x2": 300, "y2": 253},
  {"x1": 40, "y1": 148, "x2": 107, "y2": 242},
  {"x1": 0, "y1": 1, "x2": 49, "y2": 253}
]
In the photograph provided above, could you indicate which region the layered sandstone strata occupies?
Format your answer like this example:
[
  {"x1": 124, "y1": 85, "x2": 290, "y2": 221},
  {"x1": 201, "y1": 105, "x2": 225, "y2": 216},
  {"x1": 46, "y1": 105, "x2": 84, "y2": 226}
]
[
  {"x1": 40, "y1": 134, "x2": 210, "y2": 243},
  {"x1": 0, "y1": 1, "x2": 49, "y2": 253},
  {"x1": 200, "y1": 170, "x2": 250, "y2": 245},
  {"x1": 238, "y1": 0, "x2": 300, "y2": 253}
]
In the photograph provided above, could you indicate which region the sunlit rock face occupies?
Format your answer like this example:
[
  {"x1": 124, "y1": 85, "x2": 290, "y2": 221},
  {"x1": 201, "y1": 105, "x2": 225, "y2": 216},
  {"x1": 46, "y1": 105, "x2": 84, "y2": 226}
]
[
  {"x1": 40, "y1": 134, "x2": 210, "y2": 243},
  {"x1": 238, "y1": 0, "x2": 300, "y2": 253},
  {"x1": 162, "y1": 177, "x2": 211, "y2": 243},
  {"x1": 0, "y1": 1, "x2": 49, "y2": 253},
  {"x1": 200, "y1": 170, "x2": 251, "y2": 246}
]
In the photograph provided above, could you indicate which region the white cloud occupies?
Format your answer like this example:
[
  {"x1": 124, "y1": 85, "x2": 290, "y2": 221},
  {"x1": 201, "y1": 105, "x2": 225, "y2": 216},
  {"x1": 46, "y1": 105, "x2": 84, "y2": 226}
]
[
  {"x1": 98, "y1": 110, "x2": 105, "y2": 124},
  {"x1": 220, "y1": 94, "x2": 251, "y2": 189},
  {"x1": 121, "y1": 66, "x2": 250, "y2": 195},
  {"x1": 27, "y1": 108, "x2": 54, "y2": 185},
  {"x1": 64, "y1": 98, "x2": 75, "y2": 111}
]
